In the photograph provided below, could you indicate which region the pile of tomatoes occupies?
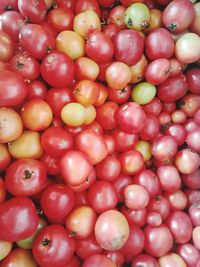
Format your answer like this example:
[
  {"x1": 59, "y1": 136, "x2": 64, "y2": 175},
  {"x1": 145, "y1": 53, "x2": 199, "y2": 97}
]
[{"x1": 0, "y1": 0, "x2": 200, "y2": 266}]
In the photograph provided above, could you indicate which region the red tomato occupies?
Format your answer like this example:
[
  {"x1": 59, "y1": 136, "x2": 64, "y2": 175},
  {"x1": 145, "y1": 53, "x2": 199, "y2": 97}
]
[
  {"x1": 0, "y1": 197, "x2": 38, "y2": 241},
  {"x1": 18, "y1": 0, "x2": 46, "y2": 23},
  {"x1": 33, "y1": 225, "x2": 75, "y2": 267},
  {"x1": 5, "y1": 159, "x2": 47, "y2": 197},
  {"x1": 0, "y1": 70, "x2": 28, "y2": 107}
]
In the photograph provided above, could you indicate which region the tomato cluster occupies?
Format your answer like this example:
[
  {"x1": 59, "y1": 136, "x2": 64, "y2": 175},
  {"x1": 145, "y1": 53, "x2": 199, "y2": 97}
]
[{"x1": 0, "y1": 0, "x2": 200, "y2": 266}]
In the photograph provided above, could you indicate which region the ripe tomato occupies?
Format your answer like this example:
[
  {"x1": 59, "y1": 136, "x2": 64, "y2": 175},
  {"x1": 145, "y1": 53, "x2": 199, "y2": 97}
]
[
  {"x1": 5, "y1": 159, "x2": 47, "y2": 197},
  {"x1": 0, "y1": 197, "x2": 38, "y2": 241}
]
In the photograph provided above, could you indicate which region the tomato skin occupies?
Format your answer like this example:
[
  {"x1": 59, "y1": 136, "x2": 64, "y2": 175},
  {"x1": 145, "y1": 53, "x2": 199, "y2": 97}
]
[
  {"x1": 0, "y1": 30, "x2": 14, "y2": 62},
  {"x1": 18, "y1": 0, "x2": 46, "y2": 23},
  {"x1": 75, "y1": 129, "x2": 108, "y2": 165},
  {"x1": 41, "y1": 127, "x2": 74, "y2": 158},
  {"x1": 114, "y1": 30, "x2": 144, "y2": 66},
  {"x1": 19, "y1": 24, "x2": 55, "y2": 60},
  {"x1": 145, "y1": 28, "x2": 174, "y2": 60},
  {"x1": 60, "y1": 150, "x2": 94, "y2": 186},
  {"x1": 26, "y1": 80, "x2": 47, "y2": 101},
  {"x1": 157, "y1": 74, "x2": 188, "y2": 102},
  {"x1": 21, "y1": 99, "x2": 53, "y2": 131},
  {"x1": 40, "y1": 184, "x2": 75, "y2": 223},
  {"x1": 48, "y1": 7, "x2": 74, "y2": 32},
  {"x1": 46, "y1": 87, "x2": 74, "y2": 118},
  {"x1": 33, "y1": 225, "x2": 75, "y2": 267},
  {"x1": 75, "y1": 0, "x2": 101, "y2": 18},
  {"x1": 40, "y1": 152, "x2": 60, "y2": 175},
  {"x1": 5, "y1": 159, "x2": 47, "y2": 197},
  {"x1": 0, "y1": 197, "x2": 39, "y2": 241},
  {"x1": 73, "y1": 80, "x2": 100, "y2": 107},
  {"x1": 0, "y1": 0, "x2": 18, "y2": 14},
  {"x1": 41, "y1": 51, "x2": 75, "y2": 88},
  {"x1": 86, "y1": 31, "x2": 114, "y2": 63},
  {"x1": 115, "y1": 102, "x2": 147, "y2": 134},
  {"x1": 0, "y1": 70, "x2": 28, "y2": 107},
  {"x1": 0, "y1": 11, "x2": 26, "y2": 41},
  {"x1": 0, "y1": 248, "x2": 38, "y2": 267},
  {"x1": 0, "y1": 144, "x2": 11, "y2": 171},
  {"x1": 10, "y1": 54, "x2": 40, "y2": 80}
]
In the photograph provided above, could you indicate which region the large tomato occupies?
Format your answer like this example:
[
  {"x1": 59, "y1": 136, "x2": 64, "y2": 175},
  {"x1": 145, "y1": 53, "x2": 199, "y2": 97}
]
[
  {"x1": 0, "y1": 197, "x2": 39, "y2": 241},
  {"x1": 0, "y1": 70, "x2": 28, "y2": 107}
]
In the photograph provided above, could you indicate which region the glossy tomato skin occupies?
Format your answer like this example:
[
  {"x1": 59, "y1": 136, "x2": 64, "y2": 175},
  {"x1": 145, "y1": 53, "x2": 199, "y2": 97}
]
[
  {"x1": 0, "y1": 30, "x2": 14, "y2": 62},
  {"x1": 33, "y1": 225, "x2": 75, "y2": 267},
  {"x1": 46, "y1": 87, "x2": 74, "y2": 118},
  {"x1": 75, "y1": 129, "x2": 108, "y2": 165},
  {"x1": 41, "y1": 51, "x2": 75, "y2": 88},
  {"x1": 0, "y1": 0, "x2": 18, "y2": 14},
  {"x1": 157, "y1": 74, "x2": 188, "y2": 102},
  {"x1": 0, "y1": 70, "x2": 28, "y2": 107},
  {"x1": 86, "y1": 31, "x2": 114, "y2": 63},
  {"x1": 0, "y1": 11, "x2": 26, "y2": 41},
  {"x1": 40, "y1": 184, "x2": 75, "y2": 223},
  {"x1": 60, "y1": 150, "x2": 94, "y2": 186},
  {"x1": 10, "y1": 54, "x2": 40, "y2": 80},
  {"x1": 26, "y1": 80, "x2": 47, "y2": 101},
  {"x1": 5, "y1": 159, "x2": 47, "y2": 197},
  {"x1": 19, "y1": 24, "x2": 55, "y2": 60},
  {"x1": 115, "y1": 102, "x2": 147, "y2": 134},
  {"x1": 41, "y1": 127, "x2": 74, "y2": 158},
  {"x1": 18, "y1": 0, "x2": 46, "y2": 23},
  {"x1": 0, "y1": 197, "x2": 38, "y2": 241},
  {"x1": 145, "y1": 28, "x2": 174, "y2": 60},
  {"x1": 75, "y1": 0, "x2": 101, "y2": 18},
  {"x1": 114, "y1": 29, "x2": 144, "y2": 66}
]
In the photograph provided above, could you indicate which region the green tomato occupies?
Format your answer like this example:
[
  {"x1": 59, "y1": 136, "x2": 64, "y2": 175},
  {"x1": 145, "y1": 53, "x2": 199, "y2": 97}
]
[
  {"x1": 124, "y1": 3, "x2": 150, "y2": 31},
  {"x1": 16, "y1": 217, "x2": 47, "y2": 249},
  {"x1": 131, "y1": 82, "x2": 156, "y2": 105}
]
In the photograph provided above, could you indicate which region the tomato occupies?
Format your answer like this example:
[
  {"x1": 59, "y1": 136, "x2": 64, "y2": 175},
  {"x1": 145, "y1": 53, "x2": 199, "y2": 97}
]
[
  {"x1": 0, "y1": 107, "x2": 23, "y2": 144},
  {"x1": 157, "y1": 74, "x2": 188, "y2": 102},
  {"x1": 114, "y1": 30, "x2": 144, "y2": 66},
  {"x1": 41, "y1": 51, "x2": 75, "y2": 87},
  {"x1": 105, "y1": 61, "x2": 132, "y2": 90},
  {"x1": 87, "y1": 181, "x2": 118, "y2": 213},
  {"x1": 115, "y1": 102, "x2": 147, "y2": 134},
  {"x1": 0, "y1": 197, "x2": 38, "y2": 241},
  {"x1": 60, "y1": 150, "x2": 94, "y2": 186},
  {"x1": 73, "y1": 10, "x2": 101, "y2": 39},
  {"x1": 21, "y1": 99, "x2": 53, "y2": 131},
  {"x1": 18, "y1": 0, "x2": 46, "y2": 23},
  {"x1": 0, "y1": 241, "x2": 13, "y2": 262},
  {"x1": 26, "y1": 80, "x2": 47, "y2": 101},
  {"x1": 86, "y1": 31, "x2": 114, "y2": 63},
  {"x1": 83, "y1": 254, "x2": 116, "y2": 267},
  {"x1": 66, "y1": 205, "x2": 97, "y2": 239},
  {"x1": 96, "y1": 101, "x2": 118, "y2": 130},
  {"x1": 109, "y1": 5, "x2": 126, "y2": 29},
  {"x1": 41, "y1": 184, "x2": 74, "y2": 223},
  {"x1": 8, "y1": 130, "x2": 43, "y2": 160},
  {"x1": 61, "y1": 103, "x2": 86, "y2": 127},
  {"x1": 0, "y1": 70, "x2": 28, "y2": 107},
  {"x1": 56, "y1": 30, "x2": 85, "y2": 60},
  {"x1": 162, "y1": 0, "x2": 195, "y2": 34},
  {"x1": 10, "y1": 54, "x2": 40, "y2": 80},
  {"x1": 19, "y1": 24, "x2": 55, "y2": 60},
  {"x1": 33, "y1": 225, "x2": 75, "y2": 267},
  {"x1": 5, "y1": 159, "x2": 47, "y2": 197},
  {"x1": 48, "y1": 7, "x2": 74, "y2": 32},
  {"x1": 75, "y1": 129, "x2": 108, "y2": 164},
  {"x1": 145, "y1": 28, "x2": 174, "y2": 60},
  {"x1": 95, "y1": 210, "x2": 129, "y2": 251},
  {"x1": 73, "y1": 80, "x2": 100, "y2": 107},
  {"x1": 75, "y1": 57, "x2": 99, "y2": 81},
  {"x1": 0, "y1": 0, "x2": 18, "y2": 13},
  {"x1": 76, "y1": 235, "x2": 102, "y2": 260}
]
